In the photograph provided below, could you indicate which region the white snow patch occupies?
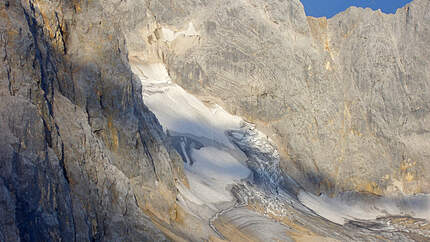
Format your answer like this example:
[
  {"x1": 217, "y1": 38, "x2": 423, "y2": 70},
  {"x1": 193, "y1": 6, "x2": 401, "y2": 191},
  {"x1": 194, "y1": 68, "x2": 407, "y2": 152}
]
[
  {"x1": 136, "y1": 63, "x2": 241, "y2": 146},
  {"x1": 298, "y1": 191, "x2": 430, "y2": 225},
  {"x1": 184, "y1": 147, "x2": 250, "y2": 204},
  {"x1": 131, "y1": 63, "x2": 170, "y2": 84},
  {"x1": 159, "y1": 22, "x2": 199, "y2": 42},
  {"x1": 130, "y1": 61, "x2": 250, "y2": 209}
]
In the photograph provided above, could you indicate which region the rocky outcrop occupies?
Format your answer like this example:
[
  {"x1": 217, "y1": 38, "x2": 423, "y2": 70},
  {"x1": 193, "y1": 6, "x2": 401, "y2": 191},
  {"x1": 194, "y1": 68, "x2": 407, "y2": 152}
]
[{"x1": 0, "y1": 1, "x2": 187, "y2": 241}]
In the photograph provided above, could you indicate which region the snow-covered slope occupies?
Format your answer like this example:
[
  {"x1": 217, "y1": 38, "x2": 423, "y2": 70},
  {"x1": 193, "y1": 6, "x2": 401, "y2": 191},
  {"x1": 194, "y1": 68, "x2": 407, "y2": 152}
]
[
  {"x1": 129, "y1": 60, "x2": 430, "y2": 240},
  {"x1": 298, "y1": 190, "x2": 430, "y2": 225},
  {"x1": 130, "y1": 61, "x2": 251, "y2": 210},
  {"x1": 131, "y1": 62, "x2": 242, "y2": 148}
]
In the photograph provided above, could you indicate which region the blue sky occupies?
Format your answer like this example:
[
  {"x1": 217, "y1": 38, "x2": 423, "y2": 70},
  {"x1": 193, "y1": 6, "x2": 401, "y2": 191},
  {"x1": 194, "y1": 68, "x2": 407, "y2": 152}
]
[{"x1": 300, "y1": 0, "x2": 414, "y2": 18}]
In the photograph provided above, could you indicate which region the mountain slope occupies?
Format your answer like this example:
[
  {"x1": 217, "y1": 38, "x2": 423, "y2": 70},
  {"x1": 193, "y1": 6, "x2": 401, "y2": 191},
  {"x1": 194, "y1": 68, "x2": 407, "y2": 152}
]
[{"x1": 0, "y1": 0, "x2": 429, "y2": 241}]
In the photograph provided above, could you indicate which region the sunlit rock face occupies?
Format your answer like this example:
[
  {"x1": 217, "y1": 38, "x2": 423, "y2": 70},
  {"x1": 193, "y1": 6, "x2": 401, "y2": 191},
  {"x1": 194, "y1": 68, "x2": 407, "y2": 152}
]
[{"x1": 1, "y1": 0, "x2": 429, "y2": 241}]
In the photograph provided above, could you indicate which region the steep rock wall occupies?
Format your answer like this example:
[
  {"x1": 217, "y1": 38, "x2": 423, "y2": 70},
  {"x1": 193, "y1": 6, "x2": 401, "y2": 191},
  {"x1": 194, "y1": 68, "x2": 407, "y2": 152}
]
[{"x1": 0, "y1": 1, "x2": 187, "y2": 241}]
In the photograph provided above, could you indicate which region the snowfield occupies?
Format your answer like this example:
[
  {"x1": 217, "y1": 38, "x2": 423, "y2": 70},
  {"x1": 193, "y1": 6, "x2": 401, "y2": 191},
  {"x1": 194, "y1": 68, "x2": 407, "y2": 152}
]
[
  {"x1": 130, "y1": 60, "x2": 430, "y2": 231},
  {"x1": 131, "y1": 61, "x2": 250, "y2": 210},
  {"x1": 298, "y1": 190, "x2": 430, "y2": 225}
]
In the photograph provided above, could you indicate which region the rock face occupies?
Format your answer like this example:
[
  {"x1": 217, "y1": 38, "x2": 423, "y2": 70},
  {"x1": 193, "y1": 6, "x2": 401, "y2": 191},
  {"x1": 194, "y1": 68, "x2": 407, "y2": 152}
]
[
  {"x1": 0, "y1": 1, "x2": 187, "y2": 241},
  {"x1": 0, "y1": 0, "x2": 429, "y2": 241}
]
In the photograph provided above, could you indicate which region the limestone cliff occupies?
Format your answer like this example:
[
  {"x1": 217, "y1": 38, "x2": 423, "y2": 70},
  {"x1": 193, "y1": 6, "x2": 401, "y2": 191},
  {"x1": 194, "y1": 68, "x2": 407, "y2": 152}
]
[{"x1": 0, "y1": 1, "x2": 187, "y2": 241}]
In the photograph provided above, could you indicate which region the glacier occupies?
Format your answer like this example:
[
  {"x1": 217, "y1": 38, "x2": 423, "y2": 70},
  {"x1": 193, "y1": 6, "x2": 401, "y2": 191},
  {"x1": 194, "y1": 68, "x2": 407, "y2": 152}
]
[{"x1": 130, "y1": 60, "x2": 430, "y2": 240}]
